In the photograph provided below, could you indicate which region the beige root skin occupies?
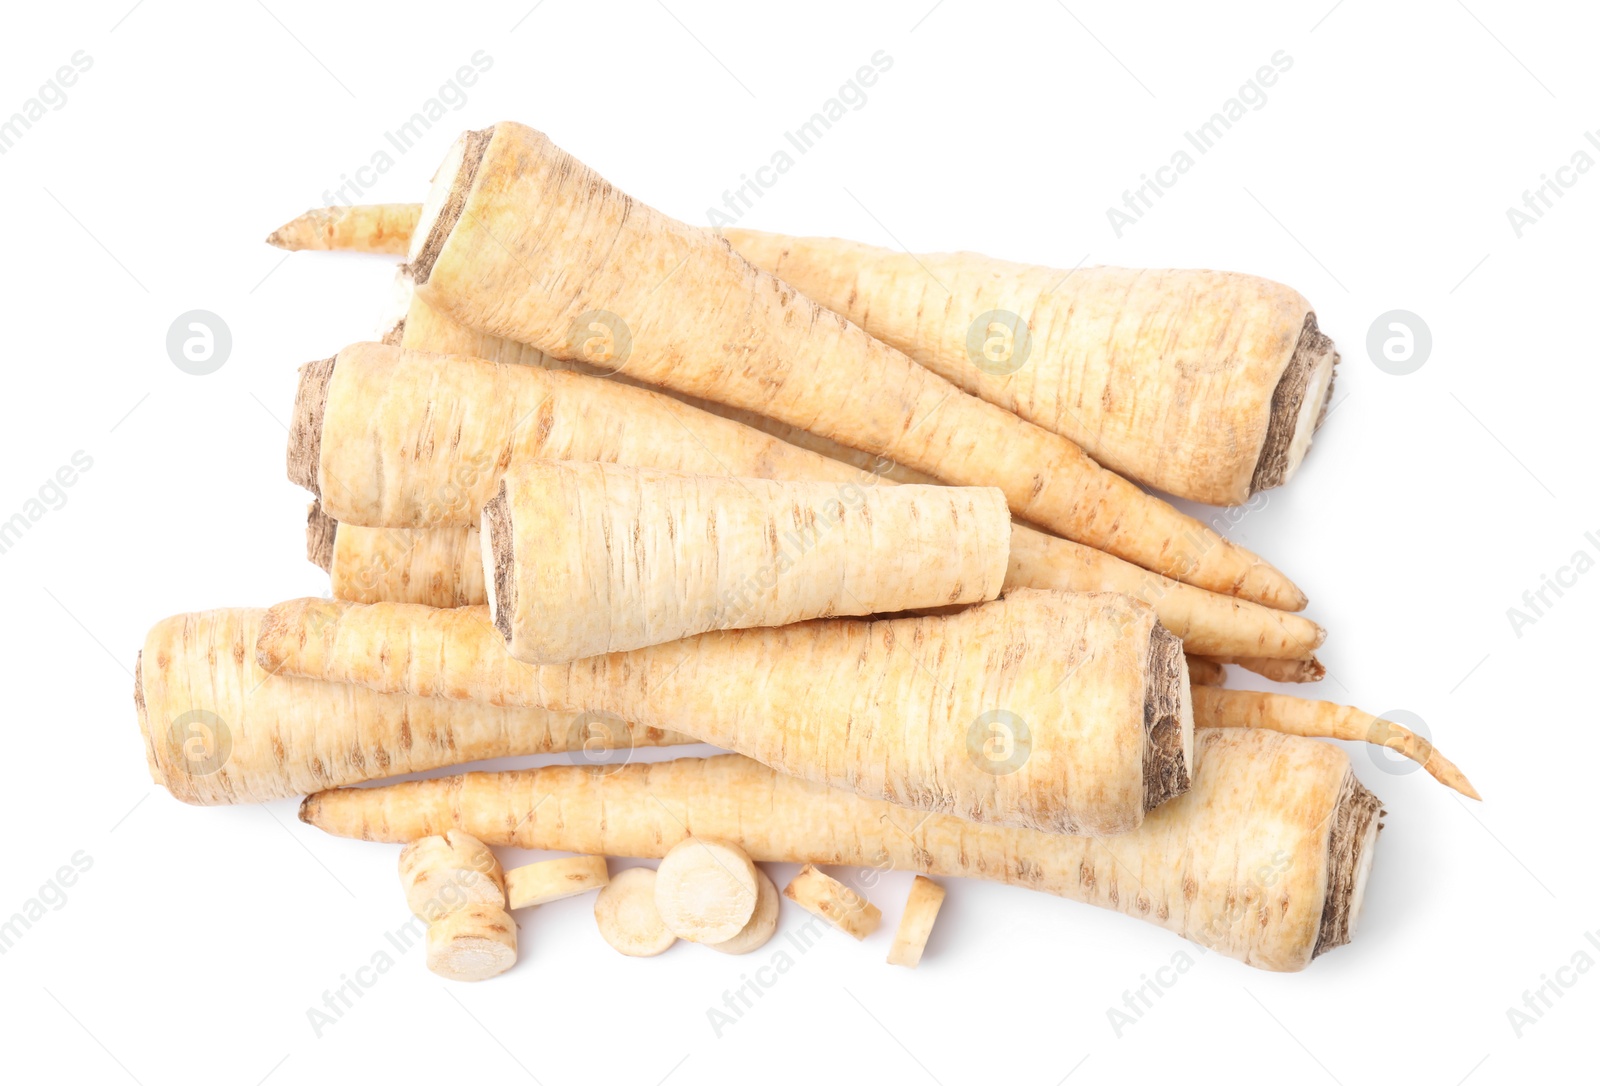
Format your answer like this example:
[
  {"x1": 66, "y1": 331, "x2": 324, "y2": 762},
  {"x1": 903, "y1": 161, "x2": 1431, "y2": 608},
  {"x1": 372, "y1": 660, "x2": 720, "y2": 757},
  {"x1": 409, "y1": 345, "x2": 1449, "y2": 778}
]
[
  {"x1": 298, "y1": 342, "x2": 904, "y2": 529},
  {"x1": 1186, "y1": 656, "x2": 1227, "y2": 687},
  {"x1": 267, "y1": 204, "x2": 423, "y2": 255},
  {"x1": 298, "y1": 343, "x2": 1323, "y2": 660},
  {"x1": 398, "y1": 281, "x2": 936, "y2": 485},
  {"x1": 257, "y1": 591, "x2": 1191, "y2": 836},
  {"x1": 268, "y1": 205, "x2": 1336, "y2": 503},
  {"x1": 133, "y1": 608, "x2": 691, "y2": 806},
  {"x1": 399, "y1": 831, "x2": 505, "y2": 920},
  {"x1": 300, "y1": 729, "x2": 1379, "y2": 972},
  {"x1": 887, "y1": 877, "x2": 947, "y2": 968},
  {"x1": 594, "y1": 867, "x2": 677, "y2": 957},
  {"x1": 426, "y1": 903, "x2": 517, "y2": 981},
  {"x1": 653, "y1": 838, "x2": 760, "y2": 944},
  {"x1": 709, "y1": 870, "x2": 781, "y2": 955},
  {"x1": 721, "y1": 228, "x2": 1339, "y2": 508},
  {"x1": 406, "y1": 124, "x2": 1303, "y2": 610},
  {"x1": 327, "y1": 516, "x2": 487, "y2": 608},
  {"x1": 505, "y1": 856, "x2": 610, "y2": 910},
  {"x1": 784, "y1": 865, "x2": 882, "y2": 940},
  {"x1": 1191, "y1": 686, "x2": 1480, "y2": 799},
  {"x1": 1196, "y1": 654, "x2": 1326, "y2": 684},
  {"x1": 306, "y1": 502, "x2": 337, "y2": 573},
  {"x1": 486, "y1": 460, "x2": 1011, "y2": 662},
  {"x1": 328, "y1": 520, "x2": 1325, "y2": 661}
]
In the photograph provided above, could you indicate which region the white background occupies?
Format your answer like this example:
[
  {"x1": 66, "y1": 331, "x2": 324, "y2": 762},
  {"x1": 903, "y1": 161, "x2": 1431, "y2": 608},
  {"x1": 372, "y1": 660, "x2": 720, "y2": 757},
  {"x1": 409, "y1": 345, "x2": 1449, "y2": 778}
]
[{"x1": 0, "y1": 1, "x2": 1593, "y2": 1083}]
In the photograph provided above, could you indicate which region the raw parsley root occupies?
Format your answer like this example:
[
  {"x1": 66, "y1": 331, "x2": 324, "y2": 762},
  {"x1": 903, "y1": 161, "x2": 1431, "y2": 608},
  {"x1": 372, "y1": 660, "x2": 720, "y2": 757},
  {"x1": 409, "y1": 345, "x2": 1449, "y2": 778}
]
[
  {"x1": 293, "y1": 342, "x2": 1323, "y2": 661},
  {"x1": 133, "y1": 608, "x2": 690, "y2": 805},
  {"x1": 299, "y1": 728, "x2": 1383, "y2": 973},
  {"x1": 404, "y1": 124, "x2": 1303, "y2": 609},
  {"x1": 1192, "y1": 686, "x2": 1479, "y2": 799},
  {"x1": 482, "y1": 460, "x2": 1010, "y2": 662},
  {"x1": 720, "y1": 229, "x2": 1338, "y2": 507},
  {"x1": 255, "y1": 591, "x2": 1194, "y2": 836}
]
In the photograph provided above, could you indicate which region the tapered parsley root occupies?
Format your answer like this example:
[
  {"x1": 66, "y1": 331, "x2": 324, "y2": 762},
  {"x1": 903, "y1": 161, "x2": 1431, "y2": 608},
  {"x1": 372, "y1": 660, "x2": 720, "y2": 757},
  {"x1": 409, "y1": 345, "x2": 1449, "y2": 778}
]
[
  {"x1": 399, "y1": 831, "x2": 504, "y2": 920},
  {"x1": 132, "y1": 608, "x2": 690, "y2": 805},
  {"x1": 300, "y1": 728, "x2": 1384, "y2": 972},
  {"x1": 256, "y1": 591, "x2": 1193, "y2": 836},
  {"x1": 784, "y1": 865, "x2": 882, "y2": 940},
  {"x1": 266, "y1": 204, "x2": 421, "y2": 255},
  {"x1": 505, "y1": 856, "x2": 610, "y2": 910},
  {"x1": 291, "y1": 342, "x2": 879, "y2": 529},
  {"x1": 279, "y1": 203, "x2": 1333, "y2": 508},
  {"x1": 405, "y1": 124, "x2": 1303, "y2": 609},
  {"x1": 294, "y1": 343, "x2": 1323, "y2": 661},
  {"x1": 721, "y1": 230, "x2": 1338, "y2": 508},
  {"x1": 482, "y1": 460, "x2": 1010, "y2": 662},
  {"x1": 392, "y1": 274, "x2": 935, "y2": 485},
  {"x1": 1192, "y1": 686, "x2": 1479, "y2": 799}
]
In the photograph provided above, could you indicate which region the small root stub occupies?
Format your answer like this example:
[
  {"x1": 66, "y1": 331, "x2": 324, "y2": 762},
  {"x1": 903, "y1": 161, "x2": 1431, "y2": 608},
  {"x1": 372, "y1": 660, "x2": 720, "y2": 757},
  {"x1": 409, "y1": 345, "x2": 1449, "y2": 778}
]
[
  {"x1": 288, "y1": 355, "x2": 337, "y2": 497},
  {"x1": 1313, "y1": 772, "x2": 1384, "y2": 958},
  {"x1": 1142, "y1": 625, "x2": 1193, "y2": 811},
  {"x1": 482, "y1": 482, "x2": 516, "y2": 644},
  {"x1": 306, "y1": 502, "x2": 337, "y2": 572},
  {"x1": 1251, "y1": 312, "x2": 1338, "y2": 495},
  {"x1": 406, "y1": 127, "x2": 493, "y2": 285}
]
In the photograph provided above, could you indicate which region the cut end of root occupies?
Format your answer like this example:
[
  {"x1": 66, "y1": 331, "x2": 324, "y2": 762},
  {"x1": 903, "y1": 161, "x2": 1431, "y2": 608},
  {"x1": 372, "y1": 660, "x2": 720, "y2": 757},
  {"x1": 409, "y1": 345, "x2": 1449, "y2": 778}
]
[
  {"x1": 1251, "y1": 312, "x2": 1339, "y2": 495},
  {"x1": 132, "y1": 649, "x2": 165, "y2": 789},
  {"x1": 378, "y1": 267, "x2": 415, "y2": 345},
  {"x1": 482, "y1": 482, "x2": 515, "y2": 644},
  {"x1": 1142, "y1": 624, "x2": 1194, "y2": 811},
  {"x1": 406, "y1": 127, "x2": 493, "y2": 285},
  {"x1": 1313, "y1": 771, "x2": 1384, "y2": 958},
  {"x1": 288, "y1": 355, "x2": 336, "y2": 497},
  {"x1": 306, "y1": 502, "x2": 337, "y2": 572}
]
